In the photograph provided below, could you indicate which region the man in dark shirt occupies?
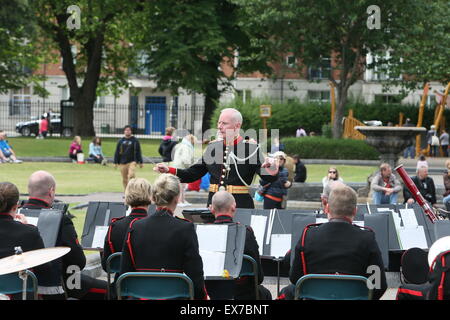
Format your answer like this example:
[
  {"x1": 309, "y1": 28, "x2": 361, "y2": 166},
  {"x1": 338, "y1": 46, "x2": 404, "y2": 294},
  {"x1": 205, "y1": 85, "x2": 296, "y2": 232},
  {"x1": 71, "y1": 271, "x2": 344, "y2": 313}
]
[
  {"x1": 292, "y1": 155, "x2": 307, "y2": 183},
  {"x1": 114, "y1": 125, "x2": 143, "y2": 190},
  {"x1": 21, "y1": 171, "x2": 107, "y2": 300},
  {"x1": 404, "y1": 166, "x2": 437, "y2": 206},
  {"x1": 209, "y1": 191, "x2": 271, "y2": 300},
  {"x1": 279, "y1": 185, "x2": 387, "y2": 300}
]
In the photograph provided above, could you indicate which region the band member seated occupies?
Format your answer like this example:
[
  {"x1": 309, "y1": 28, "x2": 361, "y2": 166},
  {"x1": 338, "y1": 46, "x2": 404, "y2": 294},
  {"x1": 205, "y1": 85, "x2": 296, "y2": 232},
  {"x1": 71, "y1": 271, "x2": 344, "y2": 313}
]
[
  {"x1": 21, "y1": 171, "x2": 107, "y2": 300},
  {"x1": 403, "y1": 166, "x2": 437, "y2": 206},
  {"x1": 208, "y1": 191, "x2": 272, "y2": 300},
  {"x1": 101, "y1": 178, "x2": 151, "y2": 283},
  {"x1": 119, "y1": 174, "x2": 208, "y2": 300},
  {"x1": 154, "y1": 108, "x2": 279, "y2": 209},
  {"x1": 0, "y1": 182, "x2": 50, "y2": 300},
  {"x1": 278, "y1": 185, "x2": 387, "y2": 300}
]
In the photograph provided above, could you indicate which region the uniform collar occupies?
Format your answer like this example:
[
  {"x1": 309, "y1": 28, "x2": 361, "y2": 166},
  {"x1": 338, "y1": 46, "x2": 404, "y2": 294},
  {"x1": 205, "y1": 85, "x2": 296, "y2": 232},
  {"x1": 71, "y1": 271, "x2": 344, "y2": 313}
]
[
  {"x1": 130, "y1": 207, "x2": 148, "y2": 217},
  {"x1": 224, "y1": 136, "x2": 243, "y2": 147},
  {"x1": 0, "y1": 213, "x2": 13, "y2": 219},
  {"x1": 156, "y1": 207, "x2": 174, "y2": 217},
  {"x1": 24, "y1": 197, "x2": 51, "y2": 209},
  {"x1": 214, "y1": 214, "x2": 234, "y2": 223}
]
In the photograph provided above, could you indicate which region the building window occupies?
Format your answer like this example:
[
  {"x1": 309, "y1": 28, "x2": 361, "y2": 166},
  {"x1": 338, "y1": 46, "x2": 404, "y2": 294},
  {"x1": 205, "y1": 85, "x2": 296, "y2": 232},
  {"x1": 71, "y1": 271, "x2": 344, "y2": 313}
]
[
  {"x1": 9, "y1": 87, "x2": 31, "y2": 116},
  {"x1": 308, "y1": 90, "x2": 330, "y2": 103},
  {"x1": 236, "y1": 89, "x2": 252, "y2": 103},
  {"x1": 308, "y1": 57, "x2": 331, "y2": 80},
  {"x1": 94, "y1": 96, "x2": 106, "y2": 108},
  {"x1": 286, "y1": 55, "x2": 296, "y2": 68},
  {"x1": 374, "y1": 94, "x2": 402, "y2": 104}
]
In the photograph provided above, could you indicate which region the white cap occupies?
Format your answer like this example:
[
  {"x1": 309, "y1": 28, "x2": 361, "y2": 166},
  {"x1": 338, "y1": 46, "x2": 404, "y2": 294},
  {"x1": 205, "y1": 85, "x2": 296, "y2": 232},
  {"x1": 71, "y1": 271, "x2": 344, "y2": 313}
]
[{"x1": 428, "y1": 236, "x2": 450, "y2": 269}]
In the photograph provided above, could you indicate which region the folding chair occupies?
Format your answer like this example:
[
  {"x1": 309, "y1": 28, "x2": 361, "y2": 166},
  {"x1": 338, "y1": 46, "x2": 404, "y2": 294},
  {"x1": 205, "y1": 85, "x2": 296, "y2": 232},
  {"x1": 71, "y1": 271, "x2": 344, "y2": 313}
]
[
  {"x1": 0, "y1": 270, "x2": 38, "y2": 300},
  {"x1": 116, "y1": 272, "x2": 194, "y2": 300},
  {"x1": 106, "y1": 252, "x2": 122, "y2": 300},
  {"x1": 294, "y1": 274, "x2": 372, "y2": 300},
  {"x1": 238, "y1": 254, "x2": 260, "y2": 300}
]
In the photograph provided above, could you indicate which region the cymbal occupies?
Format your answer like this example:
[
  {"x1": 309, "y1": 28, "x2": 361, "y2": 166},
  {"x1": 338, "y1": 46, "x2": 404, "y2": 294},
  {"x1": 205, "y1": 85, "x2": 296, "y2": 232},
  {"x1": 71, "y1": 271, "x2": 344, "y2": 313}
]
[{"x1": 0, "y1": 247, "x2": 71, "y2": 275}]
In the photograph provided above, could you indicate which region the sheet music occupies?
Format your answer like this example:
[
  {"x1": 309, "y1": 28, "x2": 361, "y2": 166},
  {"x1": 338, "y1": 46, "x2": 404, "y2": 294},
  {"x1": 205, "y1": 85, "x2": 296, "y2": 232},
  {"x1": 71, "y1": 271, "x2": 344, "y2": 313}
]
[
  {"x1": 398, "y1": 226, "x2": 428, "y2": 250},
  {"x1": 399, "y1": 209, "x2": 419, "y2": 228},
  {"x1": 392, "y1": 212, "x2": 402, "y2": 230},
  {"x1": 266, "y1": 210, "x2": 276, "y2": 245},
  {"x1": 315, "y1": 218, "x2": 328, "y2": 224},
  {"x1": 270, "y1": 234, "x2": 291, "y2": 257},
  {"x1": 377, "y1": 208, "x2": 393, "y2": 213},
  {"x1": 250, "y1": 215, "x2": 267, "y2": 255},
  {"x1": 26, "y1": 217, "x2": 39, "y2": 226},
  {"x1": 353, "y1": 221, "x2": 364, "y2": 227},
  {"x1": 196, "y1": 225, "x2": 228, "y2": 252},
  {"x1": 199, "y1": 250, "x2": 226, "y2": 277},
  {"x1": 91, "y1": 226, "x2": 109, "y2": 248}
]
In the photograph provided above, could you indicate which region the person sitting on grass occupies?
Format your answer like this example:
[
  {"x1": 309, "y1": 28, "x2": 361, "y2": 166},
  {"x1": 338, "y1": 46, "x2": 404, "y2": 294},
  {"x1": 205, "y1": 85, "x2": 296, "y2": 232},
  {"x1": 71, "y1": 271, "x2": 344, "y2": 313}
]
[
  {"x1": 0, "y1": 131, "x2": 22, "y2": 163},
  {"x1": 89, "y1": 137, "x2": 107, "y2": 165},
  {"x1": 69, "y1": 136, "x2": 83, "y2": 163}
]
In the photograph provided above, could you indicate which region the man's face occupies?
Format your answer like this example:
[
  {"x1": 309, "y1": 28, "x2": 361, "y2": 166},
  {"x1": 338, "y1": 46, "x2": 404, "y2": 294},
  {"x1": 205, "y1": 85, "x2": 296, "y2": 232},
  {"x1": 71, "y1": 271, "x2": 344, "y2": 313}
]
[
  {"x1": 0, "y1": 133, "x2": 5, "y2": 140},
  {"x1": 217, "y1": 111, "x2": 240, "y2": 141},
  {"x1": 382, "y1": 167, "x2": 391, "y2": 178},
  {"x1": 124, "y1": 128, "x2": 132, "y2": 137},
  {"x1": 418, "y1": 168, "x2": 428, "y2": 180}
]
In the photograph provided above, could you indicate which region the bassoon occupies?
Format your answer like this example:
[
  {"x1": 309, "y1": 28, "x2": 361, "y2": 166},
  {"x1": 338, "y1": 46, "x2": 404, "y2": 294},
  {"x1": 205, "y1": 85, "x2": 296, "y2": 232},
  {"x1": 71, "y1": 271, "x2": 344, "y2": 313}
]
[{"x1": 395, "y1": 164, "x2": 438, "y2": 223}]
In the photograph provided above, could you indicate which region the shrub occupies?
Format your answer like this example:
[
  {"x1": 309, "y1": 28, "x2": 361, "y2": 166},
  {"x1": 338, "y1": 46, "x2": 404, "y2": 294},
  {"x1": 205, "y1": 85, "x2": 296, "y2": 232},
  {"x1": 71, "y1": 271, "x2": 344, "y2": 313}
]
[{"x1": 282, "y1": 137, "x2": 380, "y2": 160}]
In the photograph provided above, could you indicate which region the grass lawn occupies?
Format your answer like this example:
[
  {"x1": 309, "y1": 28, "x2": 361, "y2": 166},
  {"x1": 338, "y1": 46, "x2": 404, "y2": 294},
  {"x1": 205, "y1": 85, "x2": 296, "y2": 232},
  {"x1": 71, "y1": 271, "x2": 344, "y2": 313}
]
[
  {"x1": 1, "y1": 162, "x2": 376, "y2": 195},
  {"x1": 6, "y1": 136, "x2": 161, "y2": 157}
]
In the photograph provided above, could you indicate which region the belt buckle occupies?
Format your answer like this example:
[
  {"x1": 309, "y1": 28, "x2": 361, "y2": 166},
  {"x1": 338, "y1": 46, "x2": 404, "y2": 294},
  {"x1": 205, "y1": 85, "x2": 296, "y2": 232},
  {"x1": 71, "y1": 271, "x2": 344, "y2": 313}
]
[{"x1": 219, "y1": 186, "x2": 226, "y2": 191}]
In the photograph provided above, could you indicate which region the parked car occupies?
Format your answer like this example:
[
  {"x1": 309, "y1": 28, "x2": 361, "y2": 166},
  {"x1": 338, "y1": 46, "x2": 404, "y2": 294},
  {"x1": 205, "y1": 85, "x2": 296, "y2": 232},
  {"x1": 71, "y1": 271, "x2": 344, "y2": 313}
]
[{"x1": 15, "y1": 113, "x2": 73, "y2": 137}]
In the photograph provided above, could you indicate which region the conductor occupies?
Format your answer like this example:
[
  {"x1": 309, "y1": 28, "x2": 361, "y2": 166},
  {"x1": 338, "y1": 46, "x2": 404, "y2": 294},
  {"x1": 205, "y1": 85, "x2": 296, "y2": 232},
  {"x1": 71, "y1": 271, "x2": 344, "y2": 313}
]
[{"x1": 154, "y1": 108, "x2": 279, "y2": 208}]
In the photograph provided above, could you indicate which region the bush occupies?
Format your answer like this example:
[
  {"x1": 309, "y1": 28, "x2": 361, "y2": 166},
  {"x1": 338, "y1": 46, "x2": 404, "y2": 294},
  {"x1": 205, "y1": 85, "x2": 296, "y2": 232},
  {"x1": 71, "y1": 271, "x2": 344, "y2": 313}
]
[{"x1": 282, "y1": 137, "x2": 380, "y2": 160}]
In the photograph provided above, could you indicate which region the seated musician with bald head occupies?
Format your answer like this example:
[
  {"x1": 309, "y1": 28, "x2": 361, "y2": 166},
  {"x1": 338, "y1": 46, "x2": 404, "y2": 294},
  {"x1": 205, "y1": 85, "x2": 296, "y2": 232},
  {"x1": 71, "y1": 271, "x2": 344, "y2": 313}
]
[{"x1": 209, "y1": 191, "x2": 272, "y2": 300}]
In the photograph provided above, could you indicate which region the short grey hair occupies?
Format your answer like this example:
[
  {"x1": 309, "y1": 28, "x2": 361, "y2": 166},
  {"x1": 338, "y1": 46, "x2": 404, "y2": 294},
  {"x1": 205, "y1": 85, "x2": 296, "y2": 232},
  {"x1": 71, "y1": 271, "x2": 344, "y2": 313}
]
[
  {"x1": 211, "y1": 191, "x2": 235, "y2": 213},
  {"x1": 328, "y1": 185, "x2": 357, "y2": 217},
  {"x1": 221, "y1": 108, "x2": 243, "y2": 125},
  {"x1": 322, "y1": 180, "x2": 346, "y2": 199}
]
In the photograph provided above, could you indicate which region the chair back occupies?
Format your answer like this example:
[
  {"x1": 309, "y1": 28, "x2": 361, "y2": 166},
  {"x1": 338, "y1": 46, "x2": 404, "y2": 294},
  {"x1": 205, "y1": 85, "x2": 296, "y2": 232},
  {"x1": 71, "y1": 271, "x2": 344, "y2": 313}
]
[
  {"x1": 116, "y1": 272, "x2": 194, "y2": 300},
  {"x1": 106, "y1": 252, "x2": 122, "y2": 300},
  {"x1": 239, "y1": 255, "x2": 259, "y2": 300},
  {"x1": 295, "y1": 274, "x2": 372, "y2": 300},
  {"x1": 0, "y1": 270, "x2": 38, "y2": 300}
]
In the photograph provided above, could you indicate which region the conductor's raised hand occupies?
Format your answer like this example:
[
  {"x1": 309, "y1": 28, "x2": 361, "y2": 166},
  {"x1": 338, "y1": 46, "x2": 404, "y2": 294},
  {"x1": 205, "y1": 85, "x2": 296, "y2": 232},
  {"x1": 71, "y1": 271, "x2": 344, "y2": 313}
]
[{"x1": 154, "y1": 163, "x2": 169, "y2": 173}]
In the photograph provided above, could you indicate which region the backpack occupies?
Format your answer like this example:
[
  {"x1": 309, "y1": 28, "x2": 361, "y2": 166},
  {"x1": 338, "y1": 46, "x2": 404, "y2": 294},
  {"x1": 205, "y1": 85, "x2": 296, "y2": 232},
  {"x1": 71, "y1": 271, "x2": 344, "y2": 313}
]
[
  {"x1": 431, "y1": 134, "x2": 440, "y2": 146},
  {"x1": 427, "y1": 250, "x2": 450, "y2": 300}
]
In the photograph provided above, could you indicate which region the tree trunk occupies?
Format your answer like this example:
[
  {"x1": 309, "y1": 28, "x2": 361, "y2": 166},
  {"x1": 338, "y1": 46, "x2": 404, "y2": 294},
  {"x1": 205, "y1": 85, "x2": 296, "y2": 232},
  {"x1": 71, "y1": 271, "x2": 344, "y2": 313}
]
[
  {"x1": 73, "y1": 93, "x2": 96, "y2": 137},
  {"x1": 332, "y1": 84, "x2": 349, "y2": 139}
]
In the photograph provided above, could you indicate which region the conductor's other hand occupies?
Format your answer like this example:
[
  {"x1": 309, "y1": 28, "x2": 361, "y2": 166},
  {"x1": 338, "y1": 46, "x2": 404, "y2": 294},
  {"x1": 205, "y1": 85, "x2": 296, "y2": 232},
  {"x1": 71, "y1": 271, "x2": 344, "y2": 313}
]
[{"x1": 154, "y1": 163, "x2": 169, "y2": 173}]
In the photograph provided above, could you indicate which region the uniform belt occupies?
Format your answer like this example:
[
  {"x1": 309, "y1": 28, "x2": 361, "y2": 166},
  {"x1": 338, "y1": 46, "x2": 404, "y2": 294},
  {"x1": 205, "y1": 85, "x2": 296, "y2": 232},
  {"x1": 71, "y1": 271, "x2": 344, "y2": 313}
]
[
  {"x1": 264, "y1": 194, "x2": 283, "y2": 202},
  {"x1": 209, "y1": 184, "x2": 249, "y2": 194}
]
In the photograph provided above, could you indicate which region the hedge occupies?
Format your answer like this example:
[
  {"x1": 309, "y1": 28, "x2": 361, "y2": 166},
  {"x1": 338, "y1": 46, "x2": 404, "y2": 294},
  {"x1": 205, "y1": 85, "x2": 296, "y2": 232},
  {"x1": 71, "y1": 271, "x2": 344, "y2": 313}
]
[
  {"x1": 281, "y1": 137, "x2": 380, "y2": 160},
  {"x1": 212, "y1": 98, "x2": 448, "y2": 137}
]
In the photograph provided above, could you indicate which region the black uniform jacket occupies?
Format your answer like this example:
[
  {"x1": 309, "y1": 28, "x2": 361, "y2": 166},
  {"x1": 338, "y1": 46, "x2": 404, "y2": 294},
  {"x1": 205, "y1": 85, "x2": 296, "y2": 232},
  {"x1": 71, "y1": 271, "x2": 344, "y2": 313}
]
[
  {"x1": 0, "y1": 213, "x2": 51, "y2": 284},
  {"x1": 290, "y1": 219, "x2": 387, "y2": 300},
  {"x1": 170, "y1": 137, "x2": 278, "y2": 208},
  {"x1": 119, "y1": 208, "x2": 207, "y2": 300},
  {"x1": 403, "y1": 176, "x2": 437, "y2": 205},
  {"x1": 213, "y1": 214, "x2": 264, "y2": 299},
  {"x1": 101, "y1": 207, "x2": 148, "y2": 272},
  {"x1": 21, "y1": 198, "x2": 86, "y2": 286}
]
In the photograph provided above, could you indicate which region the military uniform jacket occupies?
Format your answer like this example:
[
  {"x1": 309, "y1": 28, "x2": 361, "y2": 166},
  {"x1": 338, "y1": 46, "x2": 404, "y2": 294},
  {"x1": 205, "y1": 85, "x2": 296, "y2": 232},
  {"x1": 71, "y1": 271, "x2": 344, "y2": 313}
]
[
  {"x1": 21, "y1": 198, "x2": 86, "y2": 289},
  {"x1": 290, "y1": 219, "x2": 387, "y2": 300},
  {"x1": 213, "y1": 215, "x2": 264, "y2": 299},
  {"x1": 101, "y1": 207, "x2": 147, "y2": 272},
  {"x1": 170, "y1": 137, "x2": 278, "y2": 208},
  {"x1": 0, "y1": 214, "x2": 51, "y2": 285},
  {"x1": 120, "y1": 208, "x2": 207, "y2": 300}
]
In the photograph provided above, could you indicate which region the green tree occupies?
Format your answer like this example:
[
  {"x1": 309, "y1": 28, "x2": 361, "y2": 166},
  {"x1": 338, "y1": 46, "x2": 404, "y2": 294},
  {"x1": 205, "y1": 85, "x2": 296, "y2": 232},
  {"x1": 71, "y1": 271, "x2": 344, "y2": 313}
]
[
  {"x1": 238, "y1": 0, "x2": 427, "y2": 138},
  {"x1": 374, "y1": 0, "x2": 450, "y2": 93},
  {"x1": 0, "y1": 0, "x2": 46, "y2": 93},
  {"x1": 136, "y1": 0, "x2": 272, "y2": 132},
  {"x1": 32, "y1": 0, "x2": 141, "y2": 136}
]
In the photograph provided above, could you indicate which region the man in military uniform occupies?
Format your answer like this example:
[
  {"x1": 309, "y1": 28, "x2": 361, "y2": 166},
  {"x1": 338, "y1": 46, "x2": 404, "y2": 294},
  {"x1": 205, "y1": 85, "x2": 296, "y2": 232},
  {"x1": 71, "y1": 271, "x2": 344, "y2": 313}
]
[
  {"x1": 209, "y1": 191, "x2": 271, "y2": 300},
  {"x1": 154, "y1": 108, "x2": 279, "y2": 208},
  {"x1": 278, "y1": 185, "x2": 387, "y2": 300},
  {"x1": 21, "y1": 171, "x2": 107, "y2": 300}
]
